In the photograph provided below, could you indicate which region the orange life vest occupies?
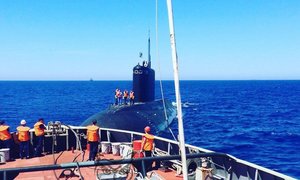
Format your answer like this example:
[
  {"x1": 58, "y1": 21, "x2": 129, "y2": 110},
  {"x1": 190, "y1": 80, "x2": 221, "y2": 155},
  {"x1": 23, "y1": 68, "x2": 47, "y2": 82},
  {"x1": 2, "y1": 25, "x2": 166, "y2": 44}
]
[
  {"x1": 34, "y1": 122, "x2": 45, "y2": 136},
  {"x1": 130, "y1": 92, "x2": 135, "y2": 99},
  {"x1": 117, "y1": 91, "x2": 122, "y2": 98},
  {"x1": 87, "y1": 125, "x2": 100, "y2": 142},
  {"x1": 142, "y1": 133, "x2": 154, "y2": 151},
  {"x1": 123, "y1": 91, "x2": 128, "y2": 98},
  {"x1": 17, "y1": 126, "x2": 30, "y2": 142},
  {"x1": 0, "y1": 125, "x2": 12, "y2": 141}
]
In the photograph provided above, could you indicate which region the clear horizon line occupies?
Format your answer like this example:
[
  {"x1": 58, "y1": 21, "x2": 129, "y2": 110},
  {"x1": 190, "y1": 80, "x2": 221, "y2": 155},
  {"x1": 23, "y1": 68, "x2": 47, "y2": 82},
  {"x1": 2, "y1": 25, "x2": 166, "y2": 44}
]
[{"x1": 0, "y1": 79, "x2": 299, "y2": 81}]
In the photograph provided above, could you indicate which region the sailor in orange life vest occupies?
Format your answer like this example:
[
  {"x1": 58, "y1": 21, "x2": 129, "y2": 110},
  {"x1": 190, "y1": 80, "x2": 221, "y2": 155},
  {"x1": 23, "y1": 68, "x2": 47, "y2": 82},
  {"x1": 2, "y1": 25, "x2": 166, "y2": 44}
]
[
  {"x1": 129, "y1": 91, "x2": 135, "y2": 105},
  {"x1": 17, "y1": 120, "x2": 31, "y2": 159},
  {"x1": 141, "y1": 126, "x2": 155, "y2": 170},
  {"x1": 117, "y1": 90, "x2": 122, "y2": 105},
  {"x1": 34, "y1": 118, "x2": 46, "y2": 157},
  {"x1": 115, "y1": 88, "x2": 119, "y2": 105},
  {"x1": 0, "y1": 120, "x2": 14, "y2": 161},
  {"x1": 86, "y1": 120, "x2": 100, "y2": 161},
  {"x1": 123, "y1": 90, "x2": 129, "y2": 105}
]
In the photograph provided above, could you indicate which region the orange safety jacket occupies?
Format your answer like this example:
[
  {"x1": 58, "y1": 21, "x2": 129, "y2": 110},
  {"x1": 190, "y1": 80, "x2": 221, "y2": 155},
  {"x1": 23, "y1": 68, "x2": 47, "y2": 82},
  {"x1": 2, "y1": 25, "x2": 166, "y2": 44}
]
[
  {"x1": 142, "y1": 133, "x2": 154, "y2": 151},
  {"x1": 117, "y1": 92, "x2": 122, "y2": 98},
  {"x1": 0, "y1": 125, "x2": 12, "y2": 141},
  {"x1": 123, "y1": 91, "x2": 128, "y2": 98},
  {"x1": 87, "y1": 125, "x2": 100, "y2": 142},
  {"x1": 17, "y1": 126, "x2": 30, "y2": 142},
  {"x1": 130, "y1": 92, "x2": 135, "y2": 99},
  {"x1": 34, "y1": 122, "x2": 45, "y2": 136}
]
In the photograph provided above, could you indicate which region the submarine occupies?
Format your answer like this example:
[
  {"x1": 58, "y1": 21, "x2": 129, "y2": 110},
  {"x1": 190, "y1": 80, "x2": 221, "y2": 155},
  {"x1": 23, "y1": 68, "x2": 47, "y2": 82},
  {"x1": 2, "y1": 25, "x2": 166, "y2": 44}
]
[{"x1": 81, "y1": 37, "x2": 176, "y2": 133}]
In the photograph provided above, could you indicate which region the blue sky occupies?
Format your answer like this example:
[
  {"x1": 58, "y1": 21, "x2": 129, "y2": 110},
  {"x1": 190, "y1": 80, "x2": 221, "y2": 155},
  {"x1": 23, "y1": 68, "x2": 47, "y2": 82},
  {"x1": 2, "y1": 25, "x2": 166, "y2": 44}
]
[{"x1": 0, "y1": 0, "x2": 299, "y2": 80}]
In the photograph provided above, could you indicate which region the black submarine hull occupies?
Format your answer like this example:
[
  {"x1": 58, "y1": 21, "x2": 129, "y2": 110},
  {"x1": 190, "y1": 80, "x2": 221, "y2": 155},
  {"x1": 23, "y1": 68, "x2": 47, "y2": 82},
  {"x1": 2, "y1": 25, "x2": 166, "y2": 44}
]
[
  {"x1": 82, "y1": 38, "x2": 175, "y2": 133},
  {"x1": 81, "y1": 99, "x2": 175, "y2": 134}
]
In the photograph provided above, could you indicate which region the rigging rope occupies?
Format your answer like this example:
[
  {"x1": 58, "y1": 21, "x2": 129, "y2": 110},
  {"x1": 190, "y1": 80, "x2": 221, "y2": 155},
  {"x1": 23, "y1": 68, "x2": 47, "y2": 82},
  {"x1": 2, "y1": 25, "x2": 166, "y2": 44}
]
[
  {"x1": 50, "y1": 123, "x2": 85, "y2": 179},
  {"x1": 75, "y1": 161, "x2": 84, "y2": 180},
  {"x1": 155, "y1": 0, "x2": 177, "y2": 142}
]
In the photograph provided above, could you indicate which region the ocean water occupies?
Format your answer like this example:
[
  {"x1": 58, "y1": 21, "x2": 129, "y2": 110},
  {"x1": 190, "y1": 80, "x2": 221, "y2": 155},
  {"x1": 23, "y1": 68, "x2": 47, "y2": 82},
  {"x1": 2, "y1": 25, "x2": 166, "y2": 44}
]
[{"x1": 0, "y1": 80, "x2": 299, "y2": 178}]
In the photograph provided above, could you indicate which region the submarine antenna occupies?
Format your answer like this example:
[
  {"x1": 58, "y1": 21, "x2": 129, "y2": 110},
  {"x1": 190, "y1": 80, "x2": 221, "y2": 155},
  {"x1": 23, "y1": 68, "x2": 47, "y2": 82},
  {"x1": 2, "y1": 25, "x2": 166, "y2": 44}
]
[{"x1": 148, "y1": 31, "x2": 151, "y2": 68}]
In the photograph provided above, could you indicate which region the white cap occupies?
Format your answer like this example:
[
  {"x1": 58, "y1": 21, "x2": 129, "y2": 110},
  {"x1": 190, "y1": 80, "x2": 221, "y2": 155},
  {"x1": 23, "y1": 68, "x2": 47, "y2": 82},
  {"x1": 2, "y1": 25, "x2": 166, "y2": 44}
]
[{"x1": 20, "y1": 119, "x2": 26, "y2": 125}]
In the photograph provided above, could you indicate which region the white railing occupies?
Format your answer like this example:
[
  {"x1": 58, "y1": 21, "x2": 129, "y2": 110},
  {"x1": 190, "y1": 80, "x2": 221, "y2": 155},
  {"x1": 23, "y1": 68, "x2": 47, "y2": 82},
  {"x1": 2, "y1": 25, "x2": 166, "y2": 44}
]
[{"x1": 10, "y1": 125, "x2": 295, "y2": 180}]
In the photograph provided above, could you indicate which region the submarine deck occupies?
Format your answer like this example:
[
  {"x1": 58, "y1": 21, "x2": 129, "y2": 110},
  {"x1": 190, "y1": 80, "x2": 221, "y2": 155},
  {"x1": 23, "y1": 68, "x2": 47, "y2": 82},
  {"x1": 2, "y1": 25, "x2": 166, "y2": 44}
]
[{"x1": 0, "y1": 150, "x2": 183, "y2": 180}]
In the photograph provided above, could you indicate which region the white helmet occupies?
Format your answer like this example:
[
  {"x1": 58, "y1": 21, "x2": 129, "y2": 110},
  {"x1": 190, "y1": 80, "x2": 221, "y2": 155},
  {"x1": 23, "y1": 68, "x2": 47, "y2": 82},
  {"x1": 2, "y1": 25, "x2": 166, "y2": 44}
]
[{"x1": 20, "y1": 119, "x2": 26, "y2": 125}]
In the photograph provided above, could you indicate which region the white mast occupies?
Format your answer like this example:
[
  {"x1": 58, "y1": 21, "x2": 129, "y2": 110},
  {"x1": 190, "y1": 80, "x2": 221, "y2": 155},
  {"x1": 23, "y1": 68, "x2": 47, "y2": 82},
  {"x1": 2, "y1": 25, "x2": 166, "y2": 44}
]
[{"x1": 166, "y1": 0, "x2": 188, "y2": 179}]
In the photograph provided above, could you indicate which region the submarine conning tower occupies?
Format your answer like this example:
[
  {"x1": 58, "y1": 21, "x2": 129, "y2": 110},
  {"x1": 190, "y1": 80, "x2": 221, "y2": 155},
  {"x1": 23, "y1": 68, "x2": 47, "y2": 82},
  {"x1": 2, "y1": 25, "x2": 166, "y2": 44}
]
[{"x1": 132, "y1": 37, "x2": 155, "y2": 102}]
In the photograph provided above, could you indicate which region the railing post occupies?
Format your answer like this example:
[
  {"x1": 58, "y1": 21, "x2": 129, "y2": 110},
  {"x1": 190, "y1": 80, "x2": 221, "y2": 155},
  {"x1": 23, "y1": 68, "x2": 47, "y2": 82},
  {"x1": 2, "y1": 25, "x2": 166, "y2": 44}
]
[
  {"x1": 107, "y1": 131, "x2": 111, "y2": 142},
  {"x1": 76, "y1": 129, "x2": 79, "y2": 150},
  {"x1": 66, "y1": 129, "x2": 69, "y2": 150},
  {"x1": 255, "y1": 169, "x2": 258, "y2": 180},
  {"x1": 3, "y1": 171, "x2": 6, "y2": 180},
  {"x1": 99, "y1": 128, "x2": 101, "y2": 140},
  {"x1": 141, "y1": 159, "x2": 146, "y2": 178}
]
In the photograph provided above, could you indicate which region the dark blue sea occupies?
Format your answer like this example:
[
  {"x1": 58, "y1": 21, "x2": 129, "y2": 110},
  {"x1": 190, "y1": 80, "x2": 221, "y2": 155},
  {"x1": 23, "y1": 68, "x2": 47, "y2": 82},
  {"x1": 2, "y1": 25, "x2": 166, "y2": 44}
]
[{"x1": 1, "y1": 80, "x2": 299, "y2": 178}]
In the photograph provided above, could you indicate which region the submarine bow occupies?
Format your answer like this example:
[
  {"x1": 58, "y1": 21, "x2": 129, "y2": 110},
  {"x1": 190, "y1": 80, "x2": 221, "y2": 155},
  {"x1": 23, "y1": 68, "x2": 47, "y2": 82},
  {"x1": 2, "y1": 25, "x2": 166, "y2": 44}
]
[{"x1": 82, "y1": 99, "x2": 175, "y2": 134}]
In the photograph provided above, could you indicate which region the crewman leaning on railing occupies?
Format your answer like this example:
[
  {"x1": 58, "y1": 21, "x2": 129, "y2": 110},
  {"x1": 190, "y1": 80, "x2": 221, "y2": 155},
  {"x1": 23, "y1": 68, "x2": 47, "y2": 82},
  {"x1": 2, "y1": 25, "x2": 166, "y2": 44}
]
[
  {"x1": 17, "y1": 120, "x2": 31, "y2": 159},
  {"x1": 34, "y1": 118, "x2": 46, "y2": 157},
  {"x1": 86, "y1": 120, "x2": 100, "y2": 161},
  {"x1": 0, "y1": 120, "x2": 14, "y2": 161}
]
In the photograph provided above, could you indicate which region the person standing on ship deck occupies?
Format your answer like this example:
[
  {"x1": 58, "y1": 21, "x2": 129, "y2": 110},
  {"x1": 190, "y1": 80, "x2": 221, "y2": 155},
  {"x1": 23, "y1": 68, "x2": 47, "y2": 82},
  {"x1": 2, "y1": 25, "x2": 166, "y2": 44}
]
[
  {"x1": 34, "y1": 118, "x2": 46, "y2": 157},
  {"x1": 141, "y1": 126, "x2": 154, "y2": 171},
  {"x1": 17, "y1": 120, "x2": 30, "y2": 159},
  {"x1": 86, "y1": 120, "x2": 100, "y2": 161},
  {"x1": 0, "y1": 120, "x2": 14, "y2": 161}
]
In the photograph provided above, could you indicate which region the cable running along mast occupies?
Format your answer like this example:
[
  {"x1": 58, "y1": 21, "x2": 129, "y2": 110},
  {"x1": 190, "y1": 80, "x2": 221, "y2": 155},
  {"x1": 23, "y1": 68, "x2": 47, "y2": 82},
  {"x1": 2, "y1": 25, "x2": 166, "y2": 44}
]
[{"x1": 166, "y1": 0, "x2": 188, "y2": 179}]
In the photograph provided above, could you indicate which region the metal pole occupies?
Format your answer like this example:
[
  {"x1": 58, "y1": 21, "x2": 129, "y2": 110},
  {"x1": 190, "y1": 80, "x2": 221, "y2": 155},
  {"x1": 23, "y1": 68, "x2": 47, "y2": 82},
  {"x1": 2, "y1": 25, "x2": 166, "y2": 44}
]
[
  {"x1": 0, "y1": 153, "x2": 230, "y2": 174},
  {"x1": 141, "y1": 159, "x2": 146, "y2": 178},
  {"x1": 166, "y1": 0, "x2": 188, "y2": 179},
  {"x1": 3, "y1": 171, "x2": 6, "y2": 180}
]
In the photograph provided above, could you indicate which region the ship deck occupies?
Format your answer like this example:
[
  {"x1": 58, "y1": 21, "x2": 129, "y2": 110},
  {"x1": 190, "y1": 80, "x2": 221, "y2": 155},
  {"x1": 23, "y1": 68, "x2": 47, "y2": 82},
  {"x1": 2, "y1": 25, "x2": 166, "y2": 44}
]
[
  {"x1": 0, "y1": 150, "x2": 183, "y2": 180},
  {"x1": 0, "y1": 126, "x2": 294, "y2": 180}
]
